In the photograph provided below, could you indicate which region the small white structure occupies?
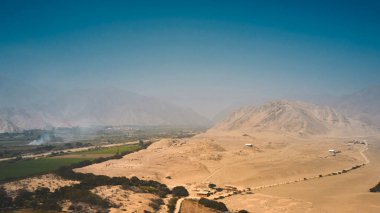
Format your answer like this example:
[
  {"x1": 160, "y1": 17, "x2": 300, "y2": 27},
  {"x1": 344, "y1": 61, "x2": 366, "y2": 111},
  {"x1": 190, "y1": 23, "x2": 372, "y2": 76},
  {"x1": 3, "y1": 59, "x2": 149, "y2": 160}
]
[
  {"x1": 196, "y1": 190, "x2": 211, "y2": 197},
  {"x1": 245, "y1": 144, "x2": 253, "y2": 147},
  {"x1": 329, "y1": 149, "x2": 341, "y2": 153},
  {"x1": 329, "y1": 149, "x2": 341, "y2": 156}
]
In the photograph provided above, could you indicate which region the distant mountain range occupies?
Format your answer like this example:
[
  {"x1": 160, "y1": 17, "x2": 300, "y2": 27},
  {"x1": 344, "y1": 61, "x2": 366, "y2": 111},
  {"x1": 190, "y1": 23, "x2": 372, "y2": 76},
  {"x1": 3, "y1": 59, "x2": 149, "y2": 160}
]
[
  {"x1": 1, "y1": 76, "x2": 379, "y2": 135},
  {"x1": 332, "y1": 86, "x2": 380, "y2": 127},
  {"x1": 210, "y1": 100, "x2": 376, "y2": 137},
  {"x1": 212, "y1": 86, "x2": 380, "y2": 127},
  {"x1": 0, "y1": 80, "x2": 210, "y2": 133}
]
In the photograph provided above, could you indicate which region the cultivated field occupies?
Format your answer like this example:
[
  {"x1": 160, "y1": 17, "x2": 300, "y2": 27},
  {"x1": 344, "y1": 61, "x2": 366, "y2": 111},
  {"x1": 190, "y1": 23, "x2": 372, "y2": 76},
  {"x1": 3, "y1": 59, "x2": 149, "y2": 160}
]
[
  {"x1": 0, "y1": 144, "x2": 140, "y2": 181},
  {"x1": 0, "y1": 158, "x2": 93, "y2": 181}
]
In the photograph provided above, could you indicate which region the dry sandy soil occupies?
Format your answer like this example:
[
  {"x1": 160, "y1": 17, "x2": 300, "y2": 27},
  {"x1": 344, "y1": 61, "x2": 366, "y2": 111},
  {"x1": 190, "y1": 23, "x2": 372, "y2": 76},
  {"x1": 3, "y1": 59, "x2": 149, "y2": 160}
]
[
  {"x1": 77, "y1": 130, "x2": 379, "y2": 212},
  {"x1": 179, "y1": 199, "x2": 220, "y2": 213},
  {"x1": 1, "y1": 174, "x2": 79, "y2": 197},
  {"x1": 90, "y1": 185, "x2": 166, "y2": 213},
  {"x1": 242, "y1": 136, "x2": 380, "y2": 213}
]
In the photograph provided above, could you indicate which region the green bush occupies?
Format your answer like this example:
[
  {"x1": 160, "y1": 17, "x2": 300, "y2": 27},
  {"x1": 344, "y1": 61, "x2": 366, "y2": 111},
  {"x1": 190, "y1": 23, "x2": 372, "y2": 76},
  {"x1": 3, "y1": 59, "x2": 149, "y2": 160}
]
[
  {"x1": 172, "y1": 186, "x2": 189, "y2": 197},
  {"x1": 370, "y1": 182, "x2": 380, "y2": 192},
  {"x1": 198, "y1": 198, "x2": 228, "y2": 212},
  {"x1": 55, "y1": 187, "x2": 110, "y2": 208},
  {"x1": 0, "y1": 187, "x2": 13, "y2": 209},
  {"x1": 167, "y1": 197, "x2": 178, "y2": 213},
  {"x1": 149, "y1": 198, "x2": 164, "y2": 211},
  {"x1": 208, "y1": 183, "x2": 216, "y2": 188}
]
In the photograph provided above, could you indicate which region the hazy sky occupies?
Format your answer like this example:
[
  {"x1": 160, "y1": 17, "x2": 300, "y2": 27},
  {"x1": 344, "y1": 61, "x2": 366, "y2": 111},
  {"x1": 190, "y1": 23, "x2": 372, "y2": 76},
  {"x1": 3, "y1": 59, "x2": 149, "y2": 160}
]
[{"x1": 1, "y1": 0, "x2": 380, "y2": 118}]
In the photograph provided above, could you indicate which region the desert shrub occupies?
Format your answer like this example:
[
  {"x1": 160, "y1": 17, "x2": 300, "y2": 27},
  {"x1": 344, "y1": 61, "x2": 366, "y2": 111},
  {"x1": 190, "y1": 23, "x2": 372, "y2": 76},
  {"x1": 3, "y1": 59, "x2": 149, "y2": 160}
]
[
  {"x1": 0, "y1": 187, "x2": 13, "y2": 209},
  {"x1": 55, "y1": 186, "x2": 110, "y2": 208},
  {"x1": 370, "y1": 182, "x2": 380, "y2": 192},
  {"x1": 149, "y1": 198, "x2": 164, "y2": 211},
  {"x1": 35, "y1": 187, "x2": 50, "y2": 197},
  {"x1": 167, "y1": 197, "x2": 178, "y2": 213},
  {"x1": 215, "y1": 187, "x2": 223, "y2": 192},
  {"x1": 238, "y1": 210, "x2": 249, "y2": 213},
  {"x1": 171, "y1": 186, "x2": 189, "y2": 197},
  {"x1": 14, "y1": 189, "x2": 34, "y2": 207},
  {"x1": 157, "y1": 187, "x2": 171, "y2": 198},
  {"x1": 56, "y1": 165, "x2": 170, "y2": 198},
  {"x1": 112, "y1": 176, "x2": 130, "y2": 185},
  {"x1": 69, "y1": 202, "x2": 108, "y2": 213},
  {"x1": 198, "y1": 198, "x2": 228, "y2": 212},
  {"x1": 208, "y1": 183, "x2": 216, "y2": 188},
  {"x1": 94, "y1": 157, "x2": 106, "y2": 163},
  {"x1": 139, "y1": 186, "x2": 159, "y2": 194},
  {"x1": 130, "y1": 176, "x2": 141, "y2": 185},
  {"x1": 37, "y1": 200, "x2": 62, "y2": 211},
  {"x1": 139, "y1": 180, "x2": 170, "y2": 198},
  {"x1": 13, "y1": 188, "x2": 62, "y2": 211}
]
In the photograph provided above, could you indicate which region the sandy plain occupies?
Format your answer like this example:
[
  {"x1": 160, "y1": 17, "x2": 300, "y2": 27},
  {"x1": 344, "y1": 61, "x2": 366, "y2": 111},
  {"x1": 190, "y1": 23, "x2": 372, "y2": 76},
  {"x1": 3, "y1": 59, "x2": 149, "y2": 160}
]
[{"x1": 77, "y1": 130, "x2": 379, "y2": 212}]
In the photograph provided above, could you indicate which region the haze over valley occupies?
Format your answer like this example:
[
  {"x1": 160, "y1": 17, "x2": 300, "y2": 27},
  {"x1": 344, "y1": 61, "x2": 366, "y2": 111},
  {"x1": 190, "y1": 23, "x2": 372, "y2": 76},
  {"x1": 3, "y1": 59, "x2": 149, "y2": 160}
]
[{"x1": 1, "y1": 1, "x2": 380, "y2": 213}]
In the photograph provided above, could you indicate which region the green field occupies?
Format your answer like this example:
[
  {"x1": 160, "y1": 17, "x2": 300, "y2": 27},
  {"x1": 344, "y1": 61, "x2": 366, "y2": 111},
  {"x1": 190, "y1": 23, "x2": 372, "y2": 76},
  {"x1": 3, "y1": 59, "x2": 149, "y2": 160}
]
[
  {"x1": 78, "y1": 145, "x2": 140, "y2": 155},
  {"x1": 0, "y1": 158, "x2": 93, "y2": 181},
  {"x1": 0, "y1": 145, "x2": 141, "y2": 181}
]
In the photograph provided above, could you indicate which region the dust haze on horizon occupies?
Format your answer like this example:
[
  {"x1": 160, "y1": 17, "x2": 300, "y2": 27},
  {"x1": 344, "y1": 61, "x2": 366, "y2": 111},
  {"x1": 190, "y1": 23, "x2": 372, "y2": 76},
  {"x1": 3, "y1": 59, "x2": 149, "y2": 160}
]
[{"x1": 1, "y1": 0, "x2": 380, "y2": 119}]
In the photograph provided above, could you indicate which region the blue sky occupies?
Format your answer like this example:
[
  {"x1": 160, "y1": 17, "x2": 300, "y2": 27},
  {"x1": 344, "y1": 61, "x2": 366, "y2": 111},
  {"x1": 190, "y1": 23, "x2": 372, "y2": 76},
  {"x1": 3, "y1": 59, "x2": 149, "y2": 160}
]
[{"x1": 1, "y1": 0, "x2": 380, "y2": 117}]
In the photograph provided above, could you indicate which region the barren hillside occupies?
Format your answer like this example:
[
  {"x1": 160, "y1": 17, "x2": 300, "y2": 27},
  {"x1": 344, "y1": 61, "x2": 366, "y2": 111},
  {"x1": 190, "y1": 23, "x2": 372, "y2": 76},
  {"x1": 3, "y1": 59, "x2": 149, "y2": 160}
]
[{"x1": 209, "y1": 100, "x2": 374, "y2": 137}]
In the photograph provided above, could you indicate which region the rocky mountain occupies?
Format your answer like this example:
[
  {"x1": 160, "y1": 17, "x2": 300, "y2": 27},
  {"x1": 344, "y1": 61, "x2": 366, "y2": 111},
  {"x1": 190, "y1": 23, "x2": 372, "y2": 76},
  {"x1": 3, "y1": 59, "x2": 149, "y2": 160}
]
[
  {"x1": 333, "y1": 86, "x2": 380, "y2": 127},
  {"x1": 0, "y1": 84, "x2": 210, "y2": 133},
  {"x1": 210, "y1": 100, "x2": 374, "y2": 136}
]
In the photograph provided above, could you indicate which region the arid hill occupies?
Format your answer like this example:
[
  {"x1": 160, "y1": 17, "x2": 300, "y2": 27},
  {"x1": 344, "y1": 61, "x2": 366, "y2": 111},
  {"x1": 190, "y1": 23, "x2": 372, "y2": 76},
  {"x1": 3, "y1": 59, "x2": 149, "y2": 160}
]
[
  {"x1": 209, "y1": 100, "x2": 374, "y2": 137},
  {"x1": 334, "y1": 86, "x2": 380, "y2": 127},
  {"x1": 77, "y1": 99, "x2": 380, "y2": 213}
]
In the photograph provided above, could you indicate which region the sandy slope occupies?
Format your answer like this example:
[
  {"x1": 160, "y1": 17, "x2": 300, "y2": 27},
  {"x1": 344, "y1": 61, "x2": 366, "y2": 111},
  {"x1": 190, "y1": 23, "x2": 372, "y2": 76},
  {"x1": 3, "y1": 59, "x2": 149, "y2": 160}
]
[
  {"x1": 179, "y1": 199, "x2": 220, "y2": 213},
  {"x1": 2, "y1": 174, "x2": 79, "y2": 197},
  {"x1": 223, "y1": 193, "x2": 317, "y2": 213},
  {"x1": 77, "y1": 133, "x2": 366, "y2": 190},
  {"x1": 90, "y1": 185, "x2": 166, "y2": 213},
  {"x1": 76, "y1": 132, "x2": 380, "y2": 212},
  {"x1": 254, "y1": 136, "x2": 380, "y2": 213},
  {"x1": 77, "y1": 100, "x2": 380, "y2": 212}
]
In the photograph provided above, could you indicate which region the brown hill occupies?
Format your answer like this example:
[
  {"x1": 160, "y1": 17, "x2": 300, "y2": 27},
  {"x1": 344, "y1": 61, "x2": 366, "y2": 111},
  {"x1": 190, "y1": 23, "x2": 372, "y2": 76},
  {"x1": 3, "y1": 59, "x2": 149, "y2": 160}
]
[{"x1": 209, "y1": 100, "x2": 374, "y2": 137}]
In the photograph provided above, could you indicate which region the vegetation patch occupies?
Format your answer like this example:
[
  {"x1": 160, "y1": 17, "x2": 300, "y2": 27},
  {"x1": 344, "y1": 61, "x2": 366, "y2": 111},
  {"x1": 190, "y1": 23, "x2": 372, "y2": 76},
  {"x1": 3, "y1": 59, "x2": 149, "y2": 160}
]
[
  {"x1": 198, "y1": 198, "x2": 229, "y2": 212},
  {"x1": 77, "y1": 145, "x2": 140, "y2": 155},
  {"x1": 0, "y1": 142, "x2": 172, "y2": 212},
  {"x1": 370, "y1": 182, "x2": 380, "y2": 192},
  {"x1": 0, "y1": 158, "x2": 93, "y2": 181},
  {"x1": 171, "y1": 186, "x2": 189, "y2": 197},
  {"x1": 0, "y1": 144, "x2": 142, "y2": 182},
  {"x1": 167, "y1": 197, "x2": 178, "y2": 213}
]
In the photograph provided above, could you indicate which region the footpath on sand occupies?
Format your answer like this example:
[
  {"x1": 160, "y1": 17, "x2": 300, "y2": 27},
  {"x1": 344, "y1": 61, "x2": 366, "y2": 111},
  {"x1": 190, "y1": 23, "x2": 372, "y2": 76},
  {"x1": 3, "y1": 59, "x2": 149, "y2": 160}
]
[{"x1": 174, "y1": 141, "x2": 370, "y2": 212}]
